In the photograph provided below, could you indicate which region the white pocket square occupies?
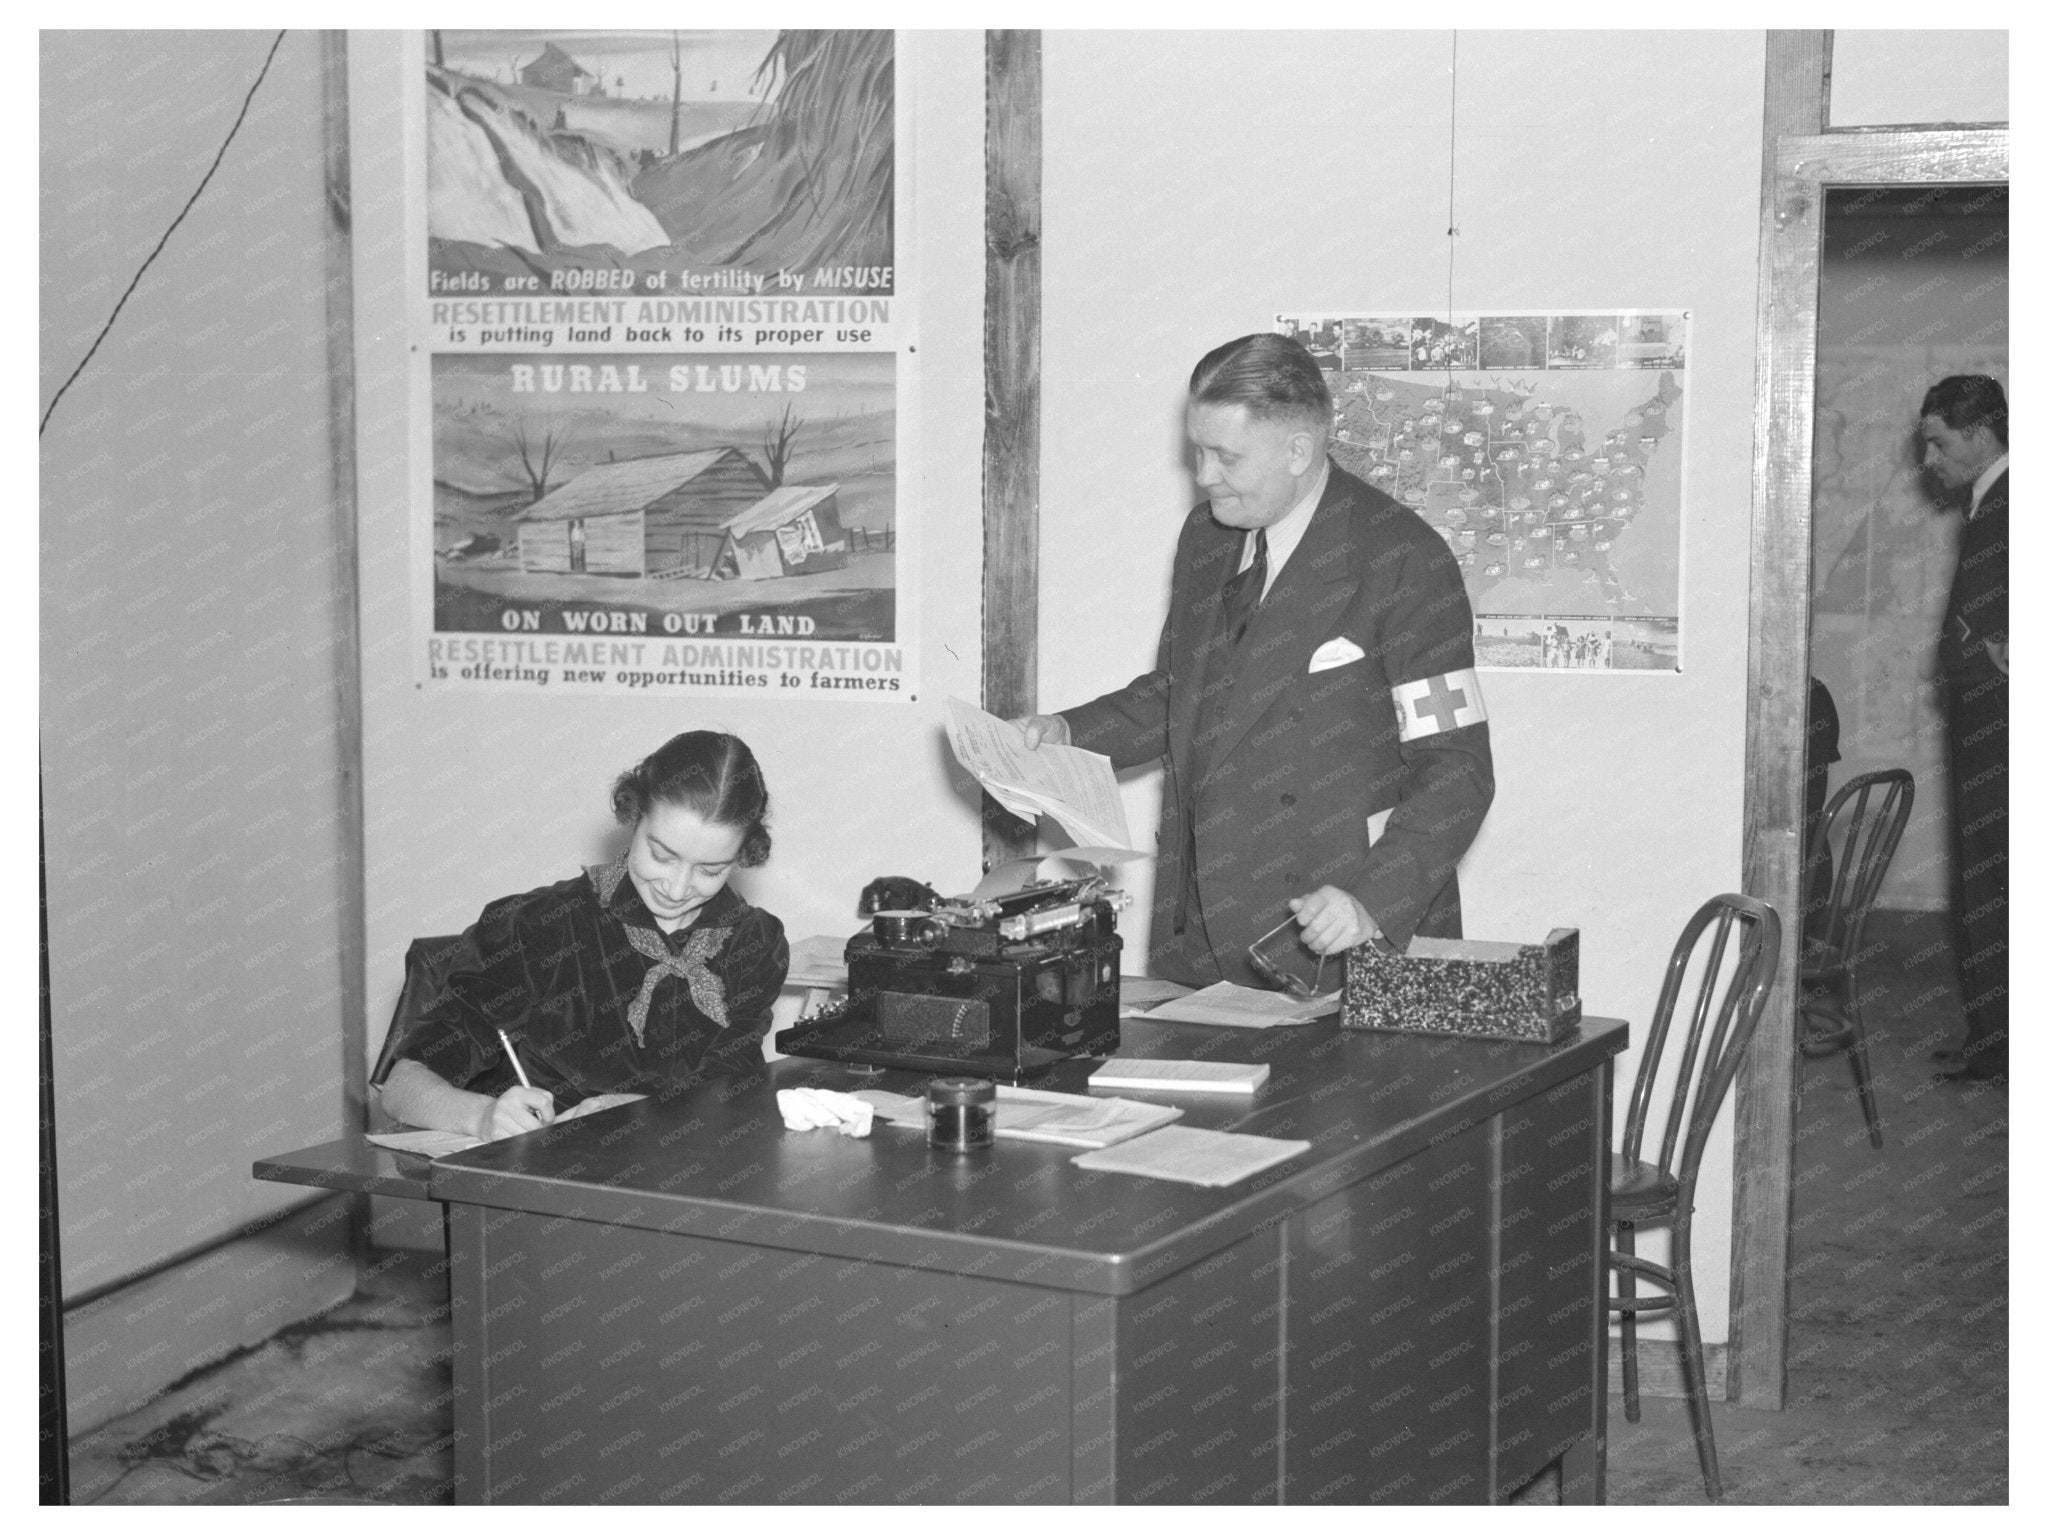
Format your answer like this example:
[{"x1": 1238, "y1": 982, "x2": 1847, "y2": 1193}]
[{"x1": 1308, "y1": 637, "x2": 1366, "y2": 672}]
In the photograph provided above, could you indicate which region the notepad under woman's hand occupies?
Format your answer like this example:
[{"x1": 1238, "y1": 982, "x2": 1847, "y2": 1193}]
[{"x1": 367, "y1": 1092, "x2": 644, "y2": 1158}]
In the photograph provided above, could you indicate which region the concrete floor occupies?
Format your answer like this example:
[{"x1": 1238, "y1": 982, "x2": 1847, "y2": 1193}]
[{"x1": 66, "y1": 911, "x2": 2005, "y2": 1505}]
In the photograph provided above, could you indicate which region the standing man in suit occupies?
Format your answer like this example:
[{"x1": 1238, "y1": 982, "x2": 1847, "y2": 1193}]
[
  {"x1": 1018, "y1": 333, "x2": 1494, "y2": 988},
  {"x1": 1919, "y1": 374, "x2": 2008, "y2": 1083}
]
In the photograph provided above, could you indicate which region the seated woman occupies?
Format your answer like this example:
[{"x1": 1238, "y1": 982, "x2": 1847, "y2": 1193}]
[{"x1": 375, "y1": 731, "x2": 789, "y2": 1141}]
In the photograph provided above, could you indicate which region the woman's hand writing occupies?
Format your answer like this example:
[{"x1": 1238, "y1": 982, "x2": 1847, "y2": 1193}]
[{"x1": 479, "y1": 1086, "x2": 557, "y2": 1141}]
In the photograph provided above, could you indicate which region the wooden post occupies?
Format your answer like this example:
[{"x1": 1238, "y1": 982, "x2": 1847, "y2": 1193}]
[
  {"x1": 982, "y1": 30, "x2": 1043, "y2": 871},
  {"x1": 321, "y1": 31, "x2": 372, "y2": 1266},
  {"x1": 1730, "y1": 25, "x2": 1829, "y2": 1417}
]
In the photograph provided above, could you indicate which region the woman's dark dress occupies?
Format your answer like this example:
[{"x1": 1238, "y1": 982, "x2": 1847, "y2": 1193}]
[{"x1": 376, "y1": 861, "x2": 789, "y2": 1109}]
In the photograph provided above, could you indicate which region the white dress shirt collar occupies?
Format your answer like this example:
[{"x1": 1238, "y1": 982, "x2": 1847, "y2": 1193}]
[
  {"x1": 1241, "y1": 458, "x2": 1331, "y2": 597},
  {"x1": 1969, "y1": 453, "x2": 2009, "y2": 518}
]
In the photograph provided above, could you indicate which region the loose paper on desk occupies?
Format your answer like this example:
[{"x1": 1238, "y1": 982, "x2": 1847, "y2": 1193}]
[
  {"x1": 1141, "y1": 982, "x2": 1340, "y2": 1028},
  {"x1": 943, "y1": 697, "x2": 1134, "y2": 851},
  {"x1": 992, "y1": 1085, "x2": 1181, "y2": 1147},
  {"x1": 1070, "y1": 1125, "x2": 1311, "y2": 1187},
  {"x1": 1118, "y1": 976, "x2": 1192, "y2": 1018},
  {"x1": 366, "y1": 1093, "x2": 644, "y2": 1159},
  {"x1": 851, "y1": 1086, "x2": 1180, "y2": 1149}
]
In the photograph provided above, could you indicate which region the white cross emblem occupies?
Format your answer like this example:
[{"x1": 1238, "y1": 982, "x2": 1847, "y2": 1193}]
[{"x1": 1392, "y1": 668, "x2": 1488, "y2": 741}]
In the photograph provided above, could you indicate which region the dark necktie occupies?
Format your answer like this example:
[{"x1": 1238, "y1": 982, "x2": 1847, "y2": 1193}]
[
  {"x1": 1222, "y1": 528, "x2": 1269, "y2": 646},
  {"x1": 1176, "y1": 529, "x2": 1270, "y2": 936}
]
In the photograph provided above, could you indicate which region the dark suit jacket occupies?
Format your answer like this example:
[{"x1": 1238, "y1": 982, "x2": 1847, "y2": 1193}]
[
  {"x1": 1941, "y1": 468, "x2": 2008, "y2": 684},
  {"x1": 1064, "y1": 464, "x2": 1494, "y2": 984}
]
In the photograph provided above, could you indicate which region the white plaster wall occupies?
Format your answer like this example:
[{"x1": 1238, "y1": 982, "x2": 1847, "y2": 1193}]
[
  {"x1": 1037, "y1": 29, "x2": 1766, "y2": 1343},
  {"x1": 40, "y1": 29, "x2": 357, "y2": 1424},
  {"x1": 1829, "y1": 30, "x2": 2007, "y2": 127}
]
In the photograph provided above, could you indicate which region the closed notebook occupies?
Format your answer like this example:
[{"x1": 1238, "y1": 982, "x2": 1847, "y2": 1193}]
[{"x1": 1087, "y1": 1058, "x2": 1270, "y2": 1094}]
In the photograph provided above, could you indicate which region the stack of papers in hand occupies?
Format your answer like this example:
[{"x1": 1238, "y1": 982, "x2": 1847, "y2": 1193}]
[
  {"x1": 1140, "y1": 982, "x2": 1340, "y2": 1028},
  {"x1": 1088, "y1": 1058, "x2": 1270, "y2": 1093},
  {"x1": 942, "y1": 697, "x2": 1135, "y2": 850},
  {"x1": 1070, "y1": 1125, "x2": 1311, "y2": 1187}
]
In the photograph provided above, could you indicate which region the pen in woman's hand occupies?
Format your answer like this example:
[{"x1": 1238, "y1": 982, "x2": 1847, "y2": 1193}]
[
  {"x1": 484, "y1": 1030, "x2": 555, "y2": 1140},
  {"x1": 497, "y1": 1028, "x2": 534, "y2": 1088}
]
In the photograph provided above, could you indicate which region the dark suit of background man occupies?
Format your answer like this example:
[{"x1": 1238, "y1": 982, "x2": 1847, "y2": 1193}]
[
  {"x1": 1020, "y1": 333, "x2": 1495, "y2": 988},
  {"x1": 1919, "y1": 374, "x2": 2008, "y2": 1082}
]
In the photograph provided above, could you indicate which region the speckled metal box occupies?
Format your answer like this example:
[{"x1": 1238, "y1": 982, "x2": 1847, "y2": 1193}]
[{"x1": 1342, "y1": 929, "x2": 1581, "y2": 1044}]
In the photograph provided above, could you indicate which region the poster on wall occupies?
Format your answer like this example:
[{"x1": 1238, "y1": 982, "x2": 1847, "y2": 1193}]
[
  {"x1": 1275, "y1": 310, "x2": 1690, "y2": 672},
  {"x1": 427, "y1": 351, "x2": 902, "y2": 696},
  {"x1": 415, "y1": 29, "x2": 909, "y2": 697},
  {"x1": 424, "y1": 29, "x2": 894, "y2": 323}
]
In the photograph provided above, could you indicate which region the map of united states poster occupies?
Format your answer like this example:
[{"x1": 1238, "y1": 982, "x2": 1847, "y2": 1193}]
[{"x1": 1276, "y1": 311, "x2": 1689, "y2": 672}]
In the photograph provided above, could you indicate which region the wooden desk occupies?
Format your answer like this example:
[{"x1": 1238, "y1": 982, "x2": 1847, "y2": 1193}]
[{"x1": 258, "y1": 1015, "x2": 1624, "y2": 1505}]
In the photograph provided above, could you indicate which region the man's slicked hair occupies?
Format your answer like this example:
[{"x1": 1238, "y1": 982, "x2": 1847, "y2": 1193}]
[
  {"x1": 1921, "y1": 374, "x2": 2008, "y2": 446},
  {"x1": 1189, "y1": 333, "x2": 1333, "y2": 432}
]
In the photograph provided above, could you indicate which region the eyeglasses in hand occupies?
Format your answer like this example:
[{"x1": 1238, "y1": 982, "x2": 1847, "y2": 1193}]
[{"x1": 1246, "y1": 918, "x2": 1336, "y2": 1000}]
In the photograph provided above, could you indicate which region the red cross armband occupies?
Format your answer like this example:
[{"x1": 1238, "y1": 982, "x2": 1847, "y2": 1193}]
[{"x1": 1392, "y1": 668, "x2": 1487, "y2": 741}]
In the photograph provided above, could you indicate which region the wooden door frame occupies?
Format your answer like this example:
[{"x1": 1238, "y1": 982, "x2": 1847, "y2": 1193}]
[
  {"x1": 320, "y1": 31, "x2": 371, "y2": 1270},
  {"x1": 982, "y1": 29, "x2": 1042, "y2": 869},
  {"x1": 1734, "y1": 29, "x2": 2006, "y2": 1408}
]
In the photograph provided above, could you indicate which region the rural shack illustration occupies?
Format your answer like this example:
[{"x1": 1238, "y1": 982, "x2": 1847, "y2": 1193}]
[
  {"x1": 514, "y1": 447, "x2": 847, "y2": 579},
  {"x1": 518, "y1": 41, "x2": 601, "y2": 97},
  {"x1": 717, "y1": 484, "x2": 849, "y2": 578}
]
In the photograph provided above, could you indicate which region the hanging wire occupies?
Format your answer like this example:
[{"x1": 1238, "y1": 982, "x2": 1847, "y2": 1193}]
[{"x1": 40, "y1": 30, "x2": 288, "y2": 437}]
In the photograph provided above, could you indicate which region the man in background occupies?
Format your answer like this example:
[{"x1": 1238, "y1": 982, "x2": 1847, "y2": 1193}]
[
  {"x1": 1918, "y1": 374, "x2": 2007, "y2": 1083},
  {"x1": 1018, "y1": 333, "x2": 1494, "y2": 988}
]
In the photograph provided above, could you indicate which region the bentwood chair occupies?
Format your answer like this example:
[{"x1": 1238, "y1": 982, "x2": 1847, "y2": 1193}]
[
  {"x1": 1608, "y1": 894, "x2": 1782, "y2": 1504},
  {"x1": 1798, "y1": 769, "x2": 1914, "y2": 1150}
]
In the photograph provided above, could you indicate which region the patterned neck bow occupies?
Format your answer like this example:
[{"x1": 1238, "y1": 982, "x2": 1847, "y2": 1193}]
[{"x1": 587, "y1": 860, "x2": 732, "y2": 1045}]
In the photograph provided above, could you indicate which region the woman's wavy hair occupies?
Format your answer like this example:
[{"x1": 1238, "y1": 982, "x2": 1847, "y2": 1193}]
[{"x1": 611, "y1": 731, "x2": 772, "y2": 867}]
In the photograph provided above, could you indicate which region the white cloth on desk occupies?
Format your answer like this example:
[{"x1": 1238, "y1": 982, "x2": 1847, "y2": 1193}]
[{"x1": 776, "y1": 1087, "x2": 874, "y2": 1137}]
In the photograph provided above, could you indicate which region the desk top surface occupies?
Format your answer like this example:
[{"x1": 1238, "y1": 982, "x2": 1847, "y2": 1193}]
[{"x1": 260, "y1": 1016, "x2": 1623, "y2": 1295}]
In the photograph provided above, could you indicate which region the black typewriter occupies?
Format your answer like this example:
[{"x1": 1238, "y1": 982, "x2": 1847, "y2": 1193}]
[{"x1": 773, "y1": 873, "x2": 1125, "y2": 1079}]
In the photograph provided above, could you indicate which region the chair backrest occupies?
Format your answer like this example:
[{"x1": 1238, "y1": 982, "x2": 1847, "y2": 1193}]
[
  {"x1": 1619, "y1": 895, "x2": 1783, "y2": 1198},
  {"x1": 1811, "y1": 769, "x2": 1915, "y2": 965},
  {"x1": 368, "y1": 931, "x2": 478, "y2": 1090}
]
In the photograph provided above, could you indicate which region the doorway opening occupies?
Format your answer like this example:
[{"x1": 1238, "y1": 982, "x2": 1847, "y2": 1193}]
[{"x1": 1807, "y1": 185, "x2": 2006, "y2": 923}]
